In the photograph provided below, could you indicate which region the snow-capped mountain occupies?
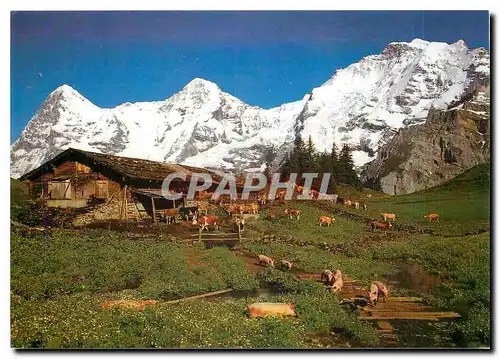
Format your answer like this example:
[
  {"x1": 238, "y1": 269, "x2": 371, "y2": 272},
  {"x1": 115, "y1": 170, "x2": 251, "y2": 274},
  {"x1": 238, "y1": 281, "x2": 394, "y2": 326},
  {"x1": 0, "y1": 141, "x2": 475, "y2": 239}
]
[{"x1": 11, "y1": 39, "x2": 489, "y2": 179}]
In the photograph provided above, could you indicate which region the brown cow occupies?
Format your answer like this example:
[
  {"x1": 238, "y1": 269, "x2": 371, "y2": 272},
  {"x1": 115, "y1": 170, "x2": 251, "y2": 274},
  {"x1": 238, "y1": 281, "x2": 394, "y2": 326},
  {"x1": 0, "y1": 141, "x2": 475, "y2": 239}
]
[
  {"x1": 248, "y1": 303, "x2": 296, "y2": 318},
  {"x1": 345, "y1": 199, "x2": 352, "y2": 207},
  {"x1": 371, "y1": 221, "x2": 392, "y2": 235},
  {"x1": 257, "y1": 254, "x2": 275, "y2": 268},
  {"x1": 231, "y1": 217, "x2": 245, "y2": 232},
  {"x1": 318, "y1": 216, "x2": 335, "y2": 227},
  {"x1": 281, "y1": 260, "x2": 293, "y2": 271},
  {"x1": 424, "y1": 213, "x2": 440, "y2": 222},
  {"x1": 372, "y1": 280, "x2": 389, "y2": 303},
  {"x1": 284, "y1": 208, "x2": 301, "y2": 220},
  {"x1": 330, "y1": 276, "x2": 343, "y2": 293},
  {"x1": 321, "y1": 269, "x2": 334, "y2": 285},
  {"x1": 380, "y1": 213, "x2": 396, "y2": 222},
  {"x1": 192, "y1": 215, "x2": 220, "y2": 231},
  {"x1": 368, "y1": 282, "x2": 379, "y2": 306},
  {"x1": 159, "y1": 208, "x2": 179, "y2": 224},
  {"x1": 352, "y1": 201, "x2": 360, "y2": 209}
]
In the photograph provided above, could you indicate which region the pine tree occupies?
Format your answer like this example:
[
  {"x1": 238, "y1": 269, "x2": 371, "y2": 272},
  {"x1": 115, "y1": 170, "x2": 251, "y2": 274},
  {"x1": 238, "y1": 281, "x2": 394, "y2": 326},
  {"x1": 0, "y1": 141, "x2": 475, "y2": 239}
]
[
  {"x1": 338, "y1": 143, "x2": 361, "y2": 188},
  {"x1": 330, "y1": 142, "x2": 339, "y2": 182}
]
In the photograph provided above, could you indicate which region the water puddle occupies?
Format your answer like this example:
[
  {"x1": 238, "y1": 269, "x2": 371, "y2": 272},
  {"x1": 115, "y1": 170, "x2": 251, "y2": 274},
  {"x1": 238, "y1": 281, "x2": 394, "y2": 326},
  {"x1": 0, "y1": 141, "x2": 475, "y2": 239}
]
[{"x1": 383, "y1": 263, "x2": 443, "y2": 293}]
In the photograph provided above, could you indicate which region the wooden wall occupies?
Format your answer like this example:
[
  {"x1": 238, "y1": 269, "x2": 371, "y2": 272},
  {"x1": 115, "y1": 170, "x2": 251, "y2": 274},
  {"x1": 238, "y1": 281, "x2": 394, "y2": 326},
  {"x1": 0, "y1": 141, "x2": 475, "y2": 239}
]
[{"x1": 25, "y1": 160, "x2": 122, "y2": 204}]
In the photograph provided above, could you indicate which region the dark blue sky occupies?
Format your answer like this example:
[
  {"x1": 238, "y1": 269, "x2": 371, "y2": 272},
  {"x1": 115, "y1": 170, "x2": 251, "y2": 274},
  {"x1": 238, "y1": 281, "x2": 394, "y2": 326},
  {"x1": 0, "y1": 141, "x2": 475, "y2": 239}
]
[{"x1": 11, "y1": 11, "x2": 490, "y2": 142}]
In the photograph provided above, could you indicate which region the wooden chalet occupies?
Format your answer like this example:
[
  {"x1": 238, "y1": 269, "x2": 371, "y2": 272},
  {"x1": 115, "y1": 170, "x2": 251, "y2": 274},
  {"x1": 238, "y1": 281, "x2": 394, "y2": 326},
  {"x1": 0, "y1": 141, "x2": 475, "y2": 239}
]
[{"x1": 18, "y1": 148, "x2": 245, "y2": 224}]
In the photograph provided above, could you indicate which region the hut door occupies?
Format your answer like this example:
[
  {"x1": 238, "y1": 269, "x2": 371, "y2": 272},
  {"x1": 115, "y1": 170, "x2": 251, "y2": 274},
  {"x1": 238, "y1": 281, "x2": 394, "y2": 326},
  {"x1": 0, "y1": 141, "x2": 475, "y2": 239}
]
[
  {"x1": 95, "y1": 180, "x2": 109, "y2": 199},
  {"x1": 50, "y1": 180, "x2": 72, "y2": 199}
]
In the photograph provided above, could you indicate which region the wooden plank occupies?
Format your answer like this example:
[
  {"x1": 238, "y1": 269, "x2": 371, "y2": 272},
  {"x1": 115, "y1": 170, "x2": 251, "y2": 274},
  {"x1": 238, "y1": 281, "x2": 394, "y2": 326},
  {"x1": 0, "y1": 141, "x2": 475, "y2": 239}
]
[
  {"x1": 151, "y1": 197, "x2": 156, "y2": 223},
  {"x1": 377, "y1": 321, "x2": 395, "y2": 332},
  {"x1": 164, "y1": 289, "x2": 233, "y2": 304},
  {"x1": 359, "y1": 311, "x2": 460, "y2": 320},
  {"x1": 349, "y1": 297, "x2": 424, "y2": 303},
  {"x1": 190, "y1": 232, "x2": 241, "y2": 237}
]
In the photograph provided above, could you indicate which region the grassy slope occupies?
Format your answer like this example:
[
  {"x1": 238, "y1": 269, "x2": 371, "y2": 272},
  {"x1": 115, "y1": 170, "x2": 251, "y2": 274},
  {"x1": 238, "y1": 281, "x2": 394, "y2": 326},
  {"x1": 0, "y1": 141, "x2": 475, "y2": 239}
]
[
  {"x1": 10, "y1": 164, "x2": 491, "y2": 348},
  {"x1": 10, "y1": 178, "x2": 29, "y2": 205},
  {"x1": 340, "y1": 163, "x2": 490, "y2": 236}
]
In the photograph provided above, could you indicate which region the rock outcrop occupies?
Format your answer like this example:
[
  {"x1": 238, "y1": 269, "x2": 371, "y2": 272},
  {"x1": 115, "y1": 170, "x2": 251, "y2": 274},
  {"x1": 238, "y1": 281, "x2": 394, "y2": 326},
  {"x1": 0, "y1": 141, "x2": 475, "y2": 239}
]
[{"x1": 361, "y1": 88, "x2": 490, "y2": 195}]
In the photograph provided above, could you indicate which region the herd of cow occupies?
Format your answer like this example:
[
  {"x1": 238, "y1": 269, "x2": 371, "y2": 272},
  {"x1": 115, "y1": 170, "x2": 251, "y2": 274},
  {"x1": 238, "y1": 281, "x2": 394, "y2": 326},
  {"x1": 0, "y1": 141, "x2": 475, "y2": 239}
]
[
  {"x1": 256, "y1": 254, "x2": 389, "y2": 306},
  {"x1": 156, "y1": 190, "x2": 440, "y2": 235}
]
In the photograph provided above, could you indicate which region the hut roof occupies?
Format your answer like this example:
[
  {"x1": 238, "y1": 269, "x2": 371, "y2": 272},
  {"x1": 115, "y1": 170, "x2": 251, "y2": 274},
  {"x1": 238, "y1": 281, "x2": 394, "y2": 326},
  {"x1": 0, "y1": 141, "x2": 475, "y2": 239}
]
[{"x1": 19, "y1": 148, "x2": 246, "y2": 187}]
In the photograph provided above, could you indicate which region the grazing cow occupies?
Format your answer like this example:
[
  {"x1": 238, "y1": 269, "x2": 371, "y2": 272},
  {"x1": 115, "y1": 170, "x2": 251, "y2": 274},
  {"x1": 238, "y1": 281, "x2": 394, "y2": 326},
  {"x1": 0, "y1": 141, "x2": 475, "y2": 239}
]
[
  {"x1": 424, "y1": 213, "x2": 440, "y2": 222},
  {"x1": 224, "y1": 203, "x2": 238, "y2": 217},
  {"x1": 179, "y1": 207, "x2": 197, "y2": 221},
  {"x1": 345, "y1": 199, "x2": 352, "y2": 207},
  {"x1": 371, "y1": 221, "x2": 392, "y2": 234},
  {"x1": 309, "y1": 189, "x2": 319, "y2": 199},
  {"x1": 284, "y1": 208, "x2": 301, "y2": 220},
  {"x1": 352, "y1": 201, "x2": 360, "y2": 209},
  {"x1": 318, "y1": 216, "x2": 335, "y2": 227},
  {"x1": 281, "y1": 260, "x2": 293, "y2": 271},
  {"x1": 333, "y1": 270, "x2": 342, "y2": 281},
  {"x1": 248, "y1": 303, "x2": 296, "y2": 319},
  {"x1": 362, "y1": 203, "x2": 367, "y2": 211},
  {"x1": 380, "y1": 213, "x2": 396, "y2": 222},
  {"x1": 276, "y1": 190, "x2": 287, "y2": 201},
  {"x1": 257, "y1": 194, "x2": 267, "y2": 206},
  {"x1": 372, "y1": 281, "x2": 389, "y2": 303},
  {"x1": 366, "y1": 194, "x2": 373, "y2": 199},
  {"x1": 321, "y1": 269, "x2": 334, "y2": 285},
  {"x1": 231, "y1": 217, "x2": 245, "y2": 232},
  {"x1": 257, "y1": 254, "x2": 275, "y2": 268},
  {"x1": 159, "y1": 208, "x2": 179, "y2": 224},
  {"x1": 368, "y1": 282, "x2": 379, "y2": 306},
  {"x1": 331, "y1": 276, "x2": 343, "y2": 293},
  {"x1": 192, "y1": 215, "x2": 220, "y2": 232}
]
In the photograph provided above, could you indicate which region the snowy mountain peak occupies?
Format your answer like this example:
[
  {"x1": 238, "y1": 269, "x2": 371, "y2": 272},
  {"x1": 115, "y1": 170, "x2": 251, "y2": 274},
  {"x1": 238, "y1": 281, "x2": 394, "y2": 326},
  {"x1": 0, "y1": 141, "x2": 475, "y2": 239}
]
[
  {"x1": 50, "y1": 84, "x2": 85, "y2": 99},
  {"x1": 11, "y1": 39, "x2": 489, "y2": 179}
]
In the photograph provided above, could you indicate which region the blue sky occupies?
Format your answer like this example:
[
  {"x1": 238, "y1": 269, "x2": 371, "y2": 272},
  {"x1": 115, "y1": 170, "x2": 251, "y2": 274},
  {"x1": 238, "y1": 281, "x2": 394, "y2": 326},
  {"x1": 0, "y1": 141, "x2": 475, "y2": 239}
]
[{"x1": 11, "y1": 11, "x2": 489, "y2": 142}]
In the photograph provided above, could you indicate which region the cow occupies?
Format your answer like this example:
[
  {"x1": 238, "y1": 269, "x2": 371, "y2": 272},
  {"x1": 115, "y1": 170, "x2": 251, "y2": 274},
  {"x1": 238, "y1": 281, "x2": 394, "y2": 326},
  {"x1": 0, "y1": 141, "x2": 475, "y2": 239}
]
[
  {"x1": 366, "y1": 194, "x2": 373, "y2": 199},
  {"x1": 192, "y1": 215, "x2": 220, "y2": 232},
  {"x1": 159, "y1": 208, "x2": 179, "y2": 224},
  {"x1": 345, "y1": 199, "x2": 352, "y2": 207},
  {"x1": 179, "y1": 207, "x2": 198, "y2": 221},
  {"x1": 352, "y1": 201, "x2": 360, "y2": 209},
  {"x1": 224, "y1": 203, "x2": 238, "y2": 217},
  {"x1": 318, "y1": 216, "x2": 335, "y2": 227},
  {"x1": 381, "y1": 213, "x2": 396, "y2": 222},
  {"x1": 330, "y1": 276, "x2": 343, "y2": 293},
  {"x1": 231, "y1": 217, "x2": 245, "y2": 232},
  {"x1": 333, "y1": 270, "x2": 342, "y2": 282},
  {"x1": 248, "y1": 303, "x2": 296, "y2": 319},
  {"x1": 368, "y1": 282, "x2": 379, "y2": 306},
  {"x1": 281, "y1": 260, "x2": 293, "y2": 271},
  {"x1": 257, "y1": 194, "x2": 267, "y2": 206},
  {"x1": 362, "y1": 203, "x2": 367, "y2": 211},
  {"x1": 372, "y1": 281, "x2": 389, "y2": 303},
  {"x1": 337, "y1": 196, "x2": 345, "y2": 205},
  {"x1": 371, "y1": 221, "x2": 392, "y2": 234},
  {"x1": 257, "y1": 254, "x2": 275, "y2": 268},
  {"x1": 276, "y1": 190, "x2": 287, "y2": 201},
  {"x1": 284, "y1": 208, "x2": 301, "y2": 220},
  {"x1": 424, "y1": 213, "x2": 440, "y2": 222},
  {"x1": 309, "y1": 189, "x2": 319, "y2": 199},
  {"x1": 321, "y1": 269, "x2": 334, "y2": 285}
]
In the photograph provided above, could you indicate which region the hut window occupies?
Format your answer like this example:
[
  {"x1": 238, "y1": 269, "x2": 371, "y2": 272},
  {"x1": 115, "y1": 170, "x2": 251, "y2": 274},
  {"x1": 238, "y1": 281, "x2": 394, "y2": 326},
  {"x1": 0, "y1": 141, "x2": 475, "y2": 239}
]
[
  {"x1": 95, "y1": 180, "x2": 109, "y2": 199},
  {"x1": 50, "y1": 180, "x2": 72, "y2": 199}
]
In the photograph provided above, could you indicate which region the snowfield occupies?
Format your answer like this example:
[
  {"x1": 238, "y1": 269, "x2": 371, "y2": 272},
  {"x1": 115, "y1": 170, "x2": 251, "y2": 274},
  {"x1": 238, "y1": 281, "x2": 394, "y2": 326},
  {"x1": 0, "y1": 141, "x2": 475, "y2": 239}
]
[{"x1": 11, "y1": 39, "x2": 489, "y2": 178}]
